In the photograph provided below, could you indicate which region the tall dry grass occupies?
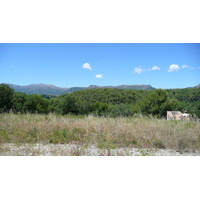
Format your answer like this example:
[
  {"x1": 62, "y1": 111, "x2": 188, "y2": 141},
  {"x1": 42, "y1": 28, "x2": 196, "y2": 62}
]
[{"x1": 0, "y1": 113, "x2": 200, "y2": 153}]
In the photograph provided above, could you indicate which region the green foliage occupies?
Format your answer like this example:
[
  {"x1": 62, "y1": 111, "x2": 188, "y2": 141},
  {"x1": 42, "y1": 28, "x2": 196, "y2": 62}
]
[
  {"x1": 106, "y1": 104, "x2": 137, "y2": 117},
  {"x1": 71, "y1": 88, "x2": 139, "y2": 105},
  {"x1": 0, "y1": 129, "x2": 9, "y2": 142},
  {"x1": 91, "y1": 102, "x2": 109, "y2": 116},
  {"x1": 59, "y1": 96, "x2": 78, "y2": 115},
  {"x1": 49, "y1": 128, "x2": 70, "y2": 144},
  {"x1": 49, "y1": 128, "x2": 84, "y2": 144},
  {"x1": 28, "y1": 127, "x2": 40, "y2": 142},
  {"x1": 48, "y1": 97, "x2": 62, "y2": 114},
  {"x1": 139, "y1": 89, "x2": 168, "y2": 117},
  {"x1": 167, "y1": 88, "x2": 200, "y2": 117},
  {"x1": 24, "y1": 94, "x2": 49, "y2": 114},
  {"x1": 12, "y1": 92, "x2": 27, "y2": 113},
  {"x1": 153, "y1": 139, "x2": 165, "y2": 149},
  {"x1": 1, "y1": 84, "x2": 199, "y2": 117},
  {"x1": 0, "y1": 84, "x2": 14, "y2": 112}
]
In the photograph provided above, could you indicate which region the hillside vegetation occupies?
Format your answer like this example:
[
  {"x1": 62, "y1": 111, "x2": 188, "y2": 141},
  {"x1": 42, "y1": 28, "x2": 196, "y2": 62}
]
[
  {"x1": 0, "y1": 84, "x2": 200, "y2": 118},
  {"x1": 6, "y1": 83, "x2": 155, "y2": 95}
]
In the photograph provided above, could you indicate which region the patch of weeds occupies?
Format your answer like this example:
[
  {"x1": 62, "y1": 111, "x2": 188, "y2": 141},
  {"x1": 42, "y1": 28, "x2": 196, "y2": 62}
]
[
  {"x1": 153, "y1": 139, "x2": 165, "y2": 149},
  {"x1": 131, "y1": 139, "x2": 137, "y2": 145},
  {"x1": 177, "y1": 137, "x2": 198, "y2": 153},
  {"x1": 71, "y1": 127, "x2": 86, "y2": 135},
  {"x1": 96, "y1": 132, "x2": 117, "y2": 149},
  {"x1": 177, "y1": 138, "x2": 188, "y2": 153},
  {"x1": 184, "y1": 121, "x2": 195, "y2": 129},
  {"x1": 67, "y1": 128, "x2": 82, "y2": 143},
  {"x1": 0, "y1": 130, "x2": 9, "y2": 142},
  {"x1": 61, "y1": 128, "x2": 68, "y2": 139},
  {"x1": 50, "y1": 128, "x2": 69, "y2": 144},
  {"x1": 49, "y1": 128, "x2": 84, "y2": 144},
  {"x1": 197, "y1": 136, "x2": 200, "y2": 144},
  {"x1": 69, "y1": 128, "x2": 85, "y2": 141},
  {"x1": 125, "y1": 138, "x2": 138, "y2": 147},
  {"x1": 97, "y1": 141, "x2": 116, "y2": 149},
  {"x1": 28, "y1": 127, "x2": 40, "y2": 142},
  {"x1": 140, "y1": 149, "x2": 150, "y2": 156}
]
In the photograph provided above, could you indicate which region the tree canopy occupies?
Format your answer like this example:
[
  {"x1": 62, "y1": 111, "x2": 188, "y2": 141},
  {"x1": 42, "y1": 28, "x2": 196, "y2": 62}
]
[
  {"x1": 0, "y1": 84, "x2": 14, "y2": 112},
  {"x1": 0, "y1": 84, "x2": 199, "y2": 118}
]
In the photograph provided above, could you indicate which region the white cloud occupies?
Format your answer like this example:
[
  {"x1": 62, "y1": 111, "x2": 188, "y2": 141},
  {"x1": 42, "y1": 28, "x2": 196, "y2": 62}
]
[
  {"x1": 182, "y1": 64, "x2": 195, "y2": 70},
  {"x1": 133, "y1": 67, "x2": 143, "y2": 74},
  {"x1": 182, "y1": 64, "x2": 189, "y2": 69},
  {"x1": 168, "y1": 64, "x2": 180, "y2": 72},
  {"x1": 151, "y1": 66, "x2": 160, "y2": 70},
  {"x1": 95, "y1": 74, "x2": 103, "y2": 78},
  {"x1": 134, "y1": 66, "x2": 160, "y2": 74},
  {"x1": 82, "y1": 63, "x2": 92, "y2": 70}
]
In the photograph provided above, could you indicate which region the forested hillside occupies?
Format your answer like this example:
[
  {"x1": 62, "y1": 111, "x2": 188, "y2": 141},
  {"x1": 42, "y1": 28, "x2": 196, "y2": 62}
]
[
  {"x1": 5, "y1": 83, "x2": 155, "y2": 95},
  {"x1": 0, "y1": 84, "x2": 199, "y2": 118}
]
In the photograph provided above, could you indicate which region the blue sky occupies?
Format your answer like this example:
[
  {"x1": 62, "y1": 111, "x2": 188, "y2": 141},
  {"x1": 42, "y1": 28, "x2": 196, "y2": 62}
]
[{"x1": 0, "y1": 43, "x2": 199, "y2": 89}]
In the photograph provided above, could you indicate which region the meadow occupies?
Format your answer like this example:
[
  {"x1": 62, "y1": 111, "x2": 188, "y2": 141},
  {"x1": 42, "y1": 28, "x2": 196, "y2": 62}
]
[{"x1": 0, "y1": 113, "x2": 200, "y2": 155}]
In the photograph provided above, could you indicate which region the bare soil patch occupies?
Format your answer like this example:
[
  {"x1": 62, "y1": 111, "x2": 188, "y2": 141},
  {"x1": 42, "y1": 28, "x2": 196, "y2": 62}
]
[{"x1": 1, "y1": 143, "x2": 200, "y2": 156}]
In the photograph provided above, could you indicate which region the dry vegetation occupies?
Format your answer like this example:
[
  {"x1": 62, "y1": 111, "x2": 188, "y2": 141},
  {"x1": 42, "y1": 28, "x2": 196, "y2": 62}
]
[{"x1": 0, "y1": 113, "x2": 200, "y2": 155}]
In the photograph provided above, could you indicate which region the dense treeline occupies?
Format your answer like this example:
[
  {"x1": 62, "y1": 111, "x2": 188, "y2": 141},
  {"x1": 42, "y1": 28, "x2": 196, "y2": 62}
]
[{"x1": 0, "y1": 84, "x2": 199, "y2": 118}]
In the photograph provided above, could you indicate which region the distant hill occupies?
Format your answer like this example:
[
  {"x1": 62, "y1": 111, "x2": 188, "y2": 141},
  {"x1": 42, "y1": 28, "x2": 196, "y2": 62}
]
[
  {"x1": 193, "y1": 84, "x2": 200, "y2": 88},
  {"x1": 5, "y1": 83, "x2": 69, "y2": 95},
  {"x1": 186, "y1": 84, "x2": 200, "y2": 89},
  {"x1": 88, "y1": 84, "x2": 156, "y2": 90},
  {"x1": 3, "y1": 83, "x2": 156, "y2": 95}
]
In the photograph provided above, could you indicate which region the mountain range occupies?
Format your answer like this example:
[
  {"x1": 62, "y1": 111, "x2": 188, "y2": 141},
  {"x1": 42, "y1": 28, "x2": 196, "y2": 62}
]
[
  {"x1": 4, "y1": 83, "x2": 156, "y2": 95},
  {"x1": 193, "y1": 84, "x2": 200, "y2": 88},
  {"x1": 2, "y1": 83, "x2": 199, "y2": 95}
]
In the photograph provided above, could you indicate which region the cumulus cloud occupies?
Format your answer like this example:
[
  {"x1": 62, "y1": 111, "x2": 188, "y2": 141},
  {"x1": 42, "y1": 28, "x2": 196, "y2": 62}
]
[
  {"x1": 168, "y1": 64, "x2": 180, "y2": 72},
  {"x1": 133, "y1": 67, "x2": 143, "y2": 74},
  {"x1": 151, "y1": 66, "x2": 160, "y2": 70},
  {"x1": 82, "y1": 63, "x2": 92, "y2": 70},
  {"x1": 95, "y1": 74, "x2": 103, "y2": 78}
]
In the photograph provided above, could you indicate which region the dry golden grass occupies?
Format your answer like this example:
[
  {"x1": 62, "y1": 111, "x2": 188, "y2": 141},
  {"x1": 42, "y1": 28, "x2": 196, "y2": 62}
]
[{"x1": 0, "y1": 113, "x2": 200, "y2": 153}]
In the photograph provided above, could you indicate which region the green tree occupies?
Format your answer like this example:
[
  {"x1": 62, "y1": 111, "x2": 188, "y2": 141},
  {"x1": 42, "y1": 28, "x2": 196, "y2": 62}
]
[
  {"x1": 0, "y1": 84, "x2": 14, "y2": 112},
  {"x1": 24, "y1": 94, "x2": 49, "y2": 114},
  {"x1": 194, "y1": 102, "x2": 200, "y2": 118},
  {"x1": 140, "y1": 89, "x2": 168, "y2": 117},
  {"x1": 160, "y1": 98, "x2": 179, "y2": 117},
  {"x1": 12, "y1": 92, "x2": 27, "y2": 113},
  {"x1": 59, "y1": 96, "x2": 78, "y2": 115},
  {"x1": 48, "y1": 98, "x2": 62, "y2": 114},
  {"x1": 92, "y1": 102, "x2": 109, "y2": 116}
]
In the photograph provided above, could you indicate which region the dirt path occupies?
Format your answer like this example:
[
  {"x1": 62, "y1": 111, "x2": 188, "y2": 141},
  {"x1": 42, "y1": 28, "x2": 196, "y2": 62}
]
[{"x1": 1, "y1": 143, "x2": 200, "y2": 156}]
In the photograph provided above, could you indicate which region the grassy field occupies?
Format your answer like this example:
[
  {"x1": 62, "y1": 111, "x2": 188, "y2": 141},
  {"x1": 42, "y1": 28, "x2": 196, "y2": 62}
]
[{"x1": 0, "y1": 113, "x2": 200, "y2": 155}]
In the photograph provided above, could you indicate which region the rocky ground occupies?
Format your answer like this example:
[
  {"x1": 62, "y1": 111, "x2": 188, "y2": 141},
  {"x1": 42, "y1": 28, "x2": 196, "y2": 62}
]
[{"x1": 1, "y1": 143, "x2": 200, "y2": 156}]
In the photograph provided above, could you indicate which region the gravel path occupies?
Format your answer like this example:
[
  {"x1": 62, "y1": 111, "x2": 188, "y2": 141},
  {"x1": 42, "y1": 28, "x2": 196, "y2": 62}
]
[{"x1": 0, "y1": 143, "x2": 200, "y2": 156}]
